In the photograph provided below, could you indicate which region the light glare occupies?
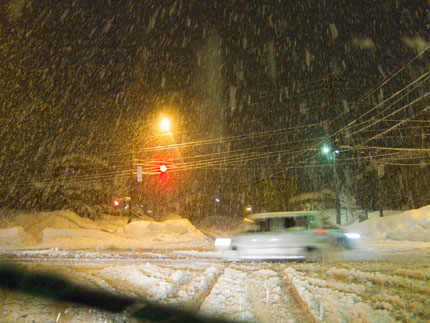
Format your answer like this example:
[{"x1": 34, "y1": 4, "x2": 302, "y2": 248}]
[
  {"x1": 345, "y1": 233, "x2": 361, "y2": 239},
  {"x1": 160, "y1": 118, "x2": 171, "y2": 132},
  {"x1": 215, "y1": 238, "x2": 231, "y2": 247}
]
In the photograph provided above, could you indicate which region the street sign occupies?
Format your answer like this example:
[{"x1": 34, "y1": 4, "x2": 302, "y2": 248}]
[{"x1": 137, "y1": 166, "x2": 142, "y2": 182}]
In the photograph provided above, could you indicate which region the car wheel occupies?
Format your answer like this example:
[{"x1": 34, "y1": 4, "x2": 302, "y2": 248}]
[{"x1": 304, "y1": 246, "x2": 322, "y2": 262}]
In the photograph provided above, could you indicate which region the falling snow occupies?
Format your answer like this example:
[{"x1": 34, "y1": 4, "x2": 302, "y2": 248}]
[{"x1": 1, "y1": 1, "x2": 430, "y2": 321}]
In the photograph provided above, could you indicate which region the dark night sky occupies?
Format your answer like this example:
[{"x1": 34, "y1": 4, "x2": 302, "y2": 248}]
[{"x1": 1, "y1": 0, "x2": 429, "y2": 180}]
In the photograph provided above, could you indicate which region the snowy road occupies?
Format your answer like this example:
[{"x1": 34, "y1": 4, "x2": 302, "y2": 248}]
[
  {"x1": 1, "y1": 242, "x2": 430, "y2": 322},
  {"x1": 2, "y1": 239, "x2": 430, "y2": 264}
]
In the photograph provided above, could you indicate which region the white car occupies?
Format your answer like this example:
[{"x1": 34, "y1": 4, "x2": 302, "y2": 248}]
[{"x1": 215, "y1": 211, "x2": 360, "y2": 260}]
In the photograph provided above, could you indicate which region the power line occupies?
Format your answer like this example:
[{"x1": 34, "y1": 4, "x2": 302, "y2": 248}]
[
  {"x1": 358, "y1": 101, "x2": 430, "y2": 146},
  {"x1": 270, "y1": 75, "x2": 428, "y2": 177},
  {"x1": 376, "y1": 161, "x2": 430, "y2": 166},
  {"x1": 132, "y1": 123, "x2": 322, "y2": 154},
  {"x1": 7, "y1": 144, "x2": 429, "y2": 189},
  {"x1": 135, "y1": 136, "x2": 324, "y2": 165},
  {"x1": 355, "y1": 145, "x2": 430, "y2": 152},
  {"x1": 291, "y1": 50, "x2": 430, "y2": 172},
  {"x1": 343, "y1": 76, "x2": 430, "y2": 139},
  {"x1": 327, "y1": 45, "x2": 430, "y2": 131}
]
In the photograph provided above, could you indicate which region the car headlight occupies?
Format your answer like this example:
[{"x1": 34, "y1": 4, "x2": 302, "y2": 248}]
[
  {"x1": 215, "y1": 238, "x2": 231, "y2": 247},
  {"x1": 345, "y1": 233, "x2": 361, "y2": 239}
]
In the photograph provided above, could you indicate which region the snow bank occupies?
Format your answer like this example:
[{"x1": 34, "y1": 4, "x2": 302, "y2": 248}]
[
  {"x1": 94, "y1": 214, "x2": 129, "y2": 232},
  {"x1": 42, "y1": 228, "x2": 113, "y2": 242},
  {"x1": 0, "y1": 210, "x2": 207, "y2": 248},
  {"x1": 0, "y1": 226, "x2": 25, "y2": 245},
  {"x1": 348, "y1": 205, "x2": 430, "y2": 241},
  {"x1": 118, "y1": 219, "x2": 206, "y2": 242},
  {"x1": 1, "y1": 210, "x2": 98, "y2": 241}
]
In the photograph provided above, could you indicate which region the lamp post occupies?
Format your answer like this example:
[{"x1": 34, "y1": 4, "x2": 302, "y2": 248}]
[
  {"x1": 159, "y1": 117, "x2": 171, "y2": 134},
  {"x1": 322, "y1": 145, "x2": 341, "y2": 225}
]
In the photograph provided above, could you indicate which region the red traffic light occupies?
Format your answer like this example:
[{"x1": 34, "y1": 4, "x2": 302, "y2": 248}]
[
  {"x1": 113, "y1": 200, "x2": 120, "y2": 207},
  {"x1": 159, "y1": 164, "x2": 167, "y2": 173}
]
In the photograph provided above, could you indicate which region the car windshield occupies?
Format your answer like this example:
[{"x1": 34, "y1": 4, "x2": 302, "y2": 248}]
[{"x1": 2, "y1": 1, "x2": 430, "y2": 322}]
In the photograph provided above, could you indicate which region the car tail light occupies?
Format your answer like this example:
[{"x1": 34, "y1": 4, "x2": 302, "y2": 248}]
[{"x1": 313, "y1": 229, "x2": 328, "y2": 235}]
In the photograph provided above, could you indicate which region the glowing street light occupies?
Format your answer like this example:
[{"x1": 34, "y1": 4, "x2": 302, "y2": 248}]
[
  {"x1": 322, "y1": 145, "x2": 330, "y2": 154},
  {"x1": 160, "y1": 118, "x2": 171, "y2": 133}
]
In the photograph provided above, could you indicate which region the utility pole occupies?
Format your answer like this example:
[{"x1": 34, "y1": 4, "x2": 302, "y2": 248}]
[
  {"x1": 323, "y1": 146, "x2": 341, "y2": 225},
  {"x1": 332, "y1": 151, "x2": 341, "y2": 225},
  {"x1": 322, "y1": 74, "x2": 346, "y2": 225}
]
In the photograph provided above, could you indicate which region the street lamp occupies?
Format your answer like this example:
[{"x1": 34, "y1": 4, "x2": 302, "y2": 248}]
[
  {"x1": 322, "y1": 145, "x2": 341, "y2": 225},
  {"x1": 160, "y1": 118, "x2": 171, "y2": 133},
  {"x1": 322, "y1": 146, "x2": 330, "y2": 155}
]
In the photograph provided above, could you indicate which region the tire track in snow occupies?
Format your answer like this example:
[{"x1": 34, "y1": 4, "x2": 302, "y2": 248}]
[
  {"x1": 199, "y1": 265, "x2": 257, "y2": 322},
  {"x1": 322, "y1": 266, "x2": 430, "y2": 321},
  {"x1": 191, "y1": 264, "x2": 225, "y2": 312},
  {"x1": 246, "y1": 265, "x2": 312, "y2": 323},
  {"x1": 199, "y1": 263, "x2": 313, "y2": 323},
  {"x1": 283, "y1": 264, "x2": 430, "y2": 322}
]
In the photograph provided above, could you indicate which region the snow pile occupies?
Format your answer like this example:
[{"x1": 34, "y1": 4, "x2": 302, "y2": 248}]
[
  {"x1": 42, "y1": 228, "x2": 113, "y2": 242},
  {"x1": 94, "y1": 214, "x2": 130, "y2": 232},
  {"x1": 0, "y1": 210, "x2": 207, "y2": 249},
  {"x1": 0, "y1": 210, "x2": 99, "y2": 246},
  {"x1": 0, "y1": 227, "x2": 24, "y2": 245},
  {"x1": 118, "y1": 219, "x2": 205, "y2": 242},
  {"x1": 348, "y1": 205, "x2": 430, "y2": 241},
  {"x1": 0, "y1": 210, "x2": 98, "y2": 240}
]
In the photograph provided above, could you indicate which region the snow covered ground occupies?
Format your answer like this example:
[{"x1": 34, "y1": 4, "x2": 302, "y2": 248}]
[
  {"x1": 1, "y1": 206, "x2": 430, "y2": 322},
  {"x1": 1, "y1": 260, "x2": 430, "y2": 322}
]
